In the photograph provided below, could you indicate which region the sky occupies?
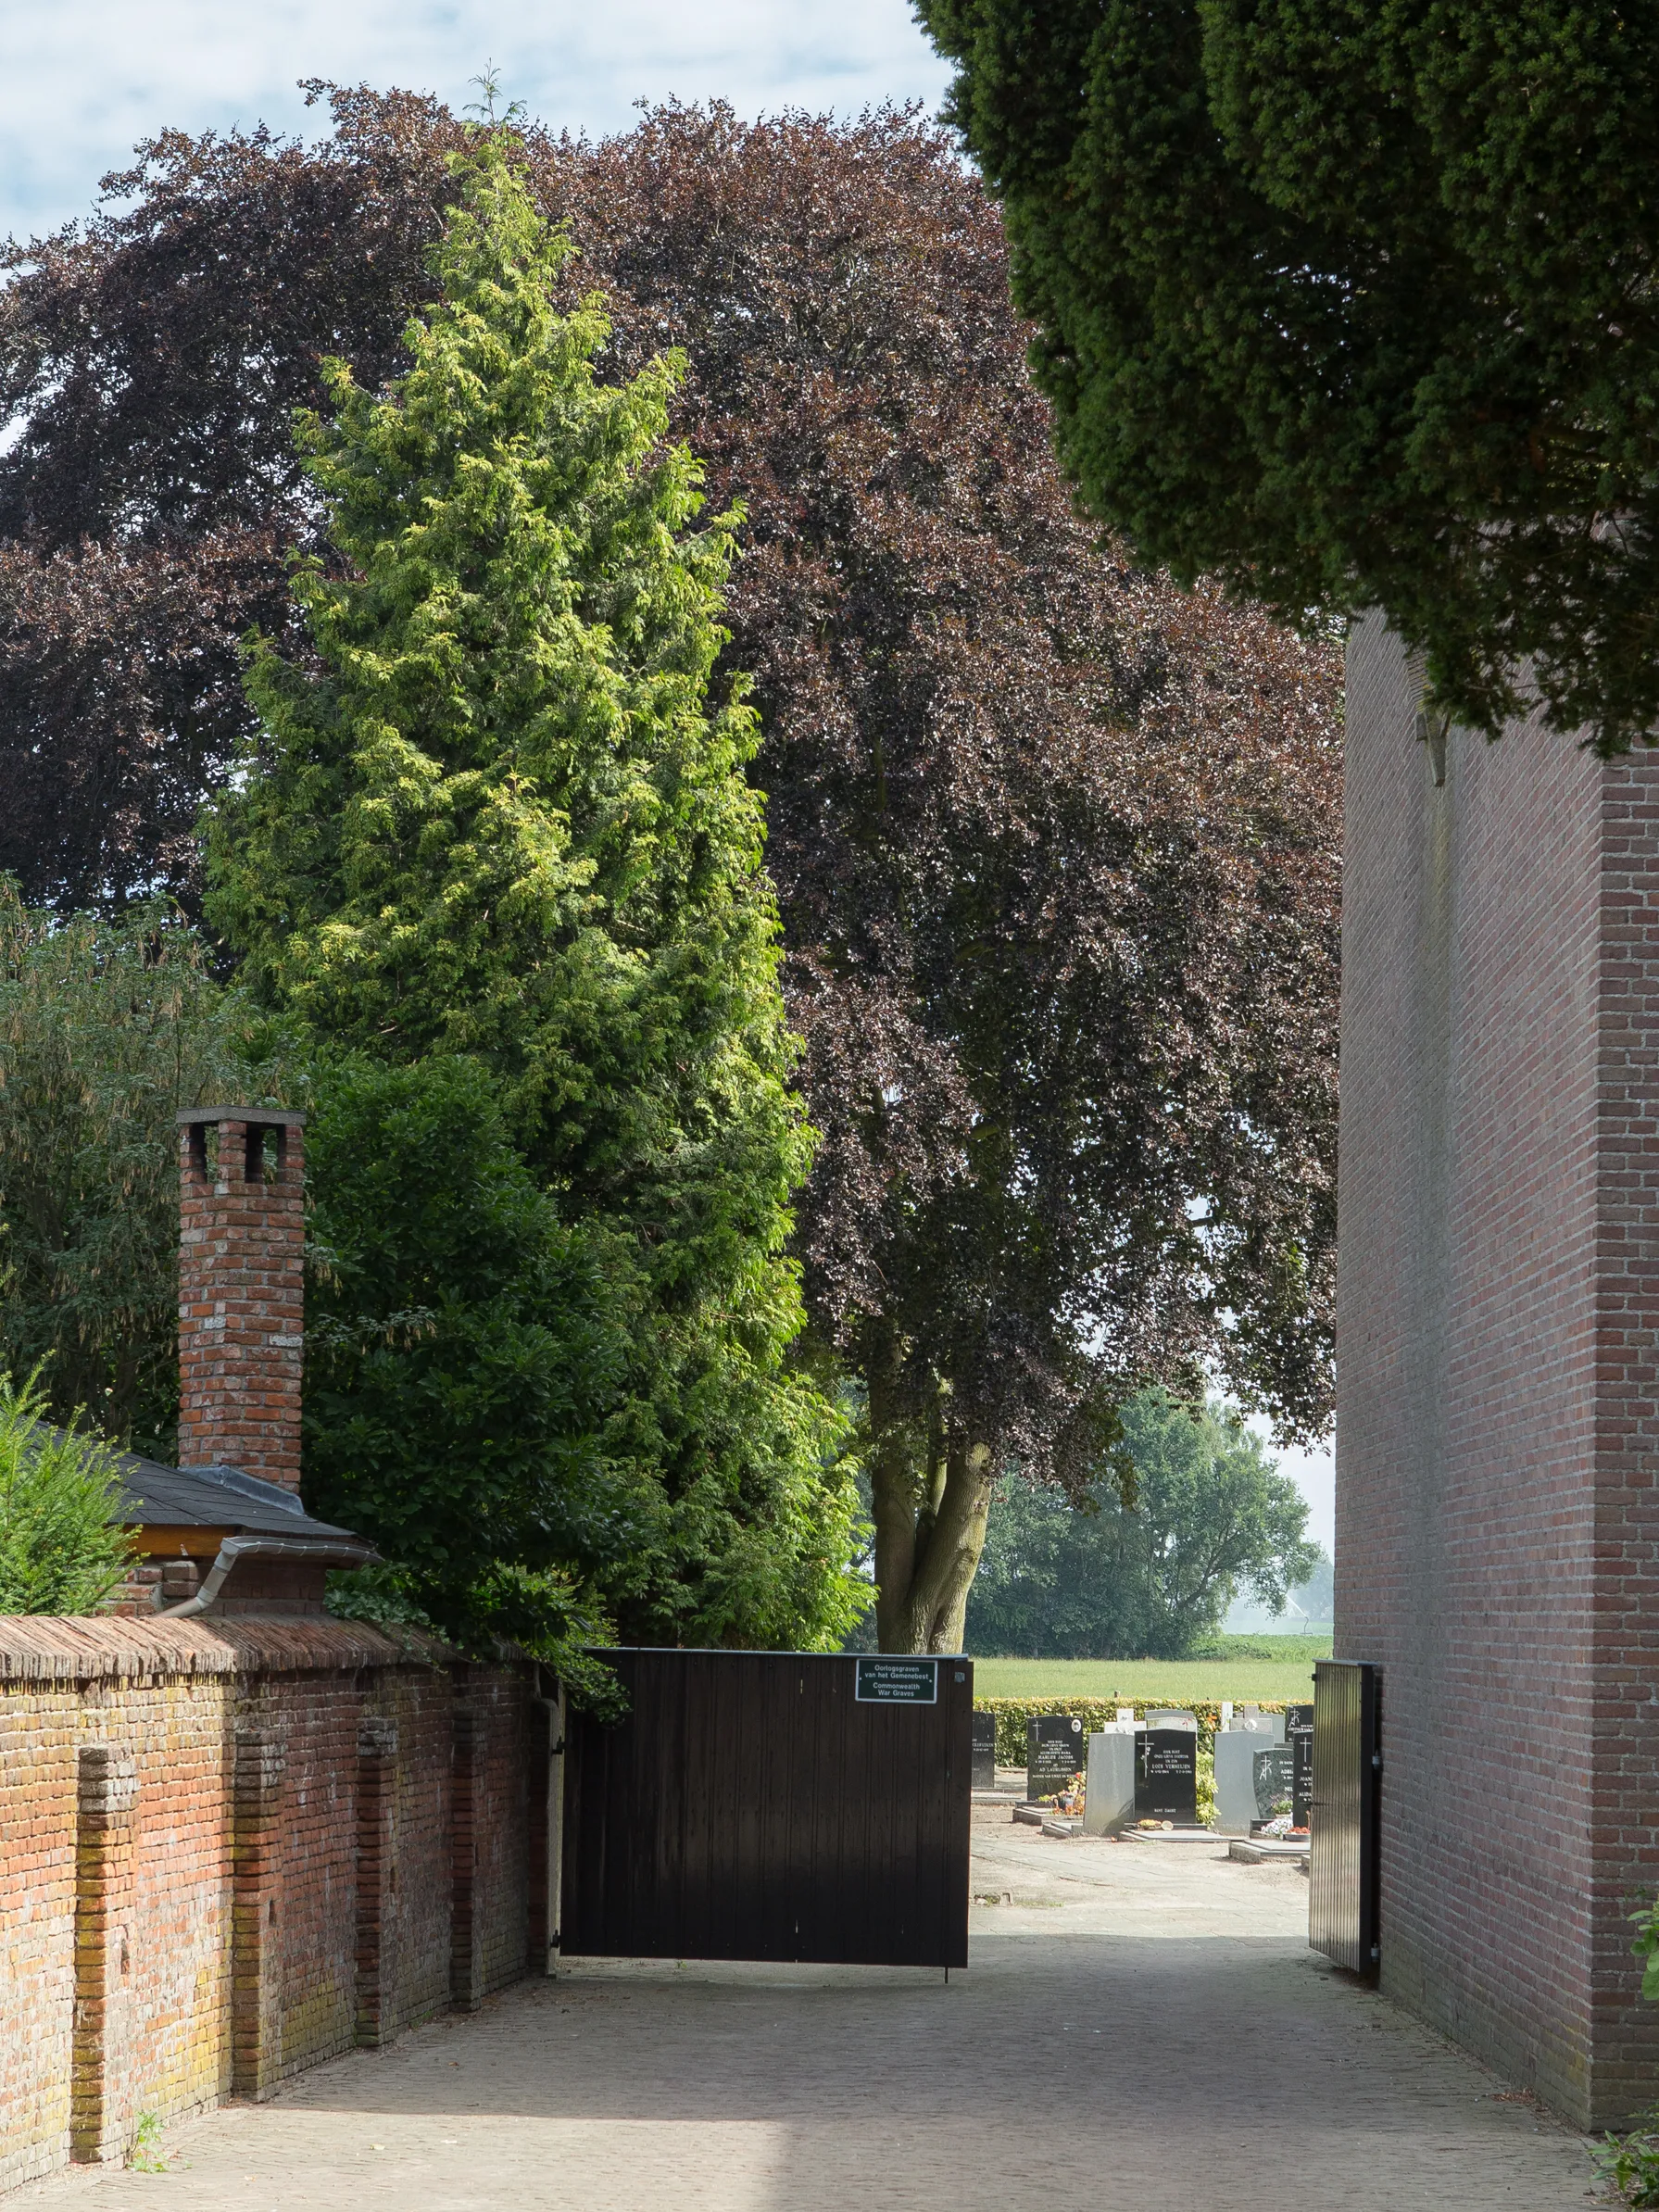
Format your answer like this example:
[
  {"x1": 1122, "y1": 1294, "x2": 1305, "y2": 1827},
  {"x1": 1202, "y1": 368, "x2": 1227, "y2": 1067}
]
[
  {"x1": 0, "y1": 0, "x2": 1340, "y2": 1569},
  {"x1": 0, "y1": 0, "x2": 953, "y2": 244},
  {"x1": 1263, "y1": 1430, "x2": 1335, "y2": 1562}
]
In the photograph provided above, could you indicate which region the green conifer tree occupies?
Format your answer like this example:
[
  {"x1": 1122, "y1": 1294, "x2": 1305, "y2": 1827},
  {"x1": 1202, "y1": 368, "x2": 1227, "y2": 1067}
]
[{"x1": 208, "y1": 140, "x2": 863, "y2": 1653}]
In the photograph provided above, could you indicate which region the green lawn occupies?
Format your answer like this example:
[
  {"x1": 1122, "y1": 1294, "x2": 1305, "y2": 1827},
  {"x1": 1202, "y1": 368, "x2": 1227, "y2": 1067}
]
[{"x1": 969, "y1": 1649, "x2": 1328, "y2": 1704}]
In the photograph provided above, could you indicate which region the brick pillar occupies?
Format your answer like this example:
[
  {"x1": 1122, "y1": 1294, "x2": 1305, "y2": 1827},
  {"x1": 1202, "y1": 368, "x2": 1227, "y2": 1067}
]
[
  {"x1": 178, "y1": 1108, "x2": 306, "y2": 1491},
  {"x1": 70, "y1": 1747, "x2": 138, "y2": 2164},
  {"x1": 450, "y1": 1700, "x2": 480, "y2": 2013},
  {"x1": 231, "y1": 1724, "x2": 286, "y2": 2098},
  {"x1": 355, "y1": 1716, "x2": 398, "y2": 2047}
]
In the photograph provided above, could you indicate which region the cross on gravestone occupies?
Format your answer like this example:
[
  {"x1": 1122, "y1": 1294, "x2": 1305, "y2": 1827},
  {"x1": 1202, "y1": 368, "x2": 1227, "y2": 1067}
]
[
  {"x1": 1285, "y1": 1703, "x2": 1314, "y2": 1829},
  {"x1": 1026, "y1": 1714, "x2": 1086, "y2": 1802},
  {"x1": 1134, "y1": 1728, "x2": 1199, "y2": 1825},
  {"x1": 1251, "y1": 1743, "x2": 1295, "y2": 1829},
  {"x1": 972, "y1": 1709, "x2": 997, "y2": 1790}
]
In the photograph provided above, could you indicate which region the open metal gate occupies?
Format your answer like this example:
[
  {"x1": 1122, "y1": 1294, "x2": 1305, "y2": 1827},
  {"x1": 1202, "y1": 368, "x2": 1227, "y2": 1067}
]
[
  {"x1": 559, "y1": 1648, "x2": 972, "y2": 1968},
  {"x1": 1309, "y1": 1658, "x2": 1381, "y2": 1975}
]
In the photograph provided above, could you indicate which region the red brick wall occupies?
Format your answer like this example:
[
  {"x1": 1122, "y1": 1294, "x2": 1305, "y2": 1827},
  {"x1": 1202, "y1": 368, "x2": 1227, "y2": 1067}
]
[
  {"x1": 0, "y1": 1620, "x2": 537, "y2": 2190},
  {"x1": 1338, "y1": 616, "x2": 1659, "y2": 2129},
  {"x1": 178, "y1": 1112, "x2": 306, "y2": 1490}
]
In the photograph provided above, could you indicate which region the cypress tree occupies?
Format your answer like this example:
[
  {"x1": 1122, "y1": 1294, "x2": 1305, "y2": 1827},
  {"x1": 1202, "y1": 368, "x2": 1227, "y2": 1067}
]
[{"x1": 208, "y1": 139, "x2": 861, "y2": 1652}]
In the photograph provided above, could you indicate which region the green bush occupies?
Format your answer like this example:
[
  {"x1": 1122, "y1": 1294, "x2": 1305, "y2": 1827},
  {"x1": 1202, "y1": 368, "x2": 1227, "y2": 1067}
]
[
  {"x1": 1593, "y1": 2110, "x2": 1659, "y2": 2207},
  {"x1": 0, "y1": 1371, "x2": 135, "y2": 1613},
  {"x1": 974, "y1": 1693, "x2": 1286, "y2": 1767}
]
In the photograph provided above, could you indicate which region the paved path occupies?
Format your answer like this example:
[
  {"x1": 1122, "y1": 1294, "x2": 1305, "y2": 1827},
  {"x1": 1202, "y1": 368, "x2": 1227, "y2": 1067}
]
[{"x1": 22, "y1": 1814, "x2": 1596, "y2": 2210}]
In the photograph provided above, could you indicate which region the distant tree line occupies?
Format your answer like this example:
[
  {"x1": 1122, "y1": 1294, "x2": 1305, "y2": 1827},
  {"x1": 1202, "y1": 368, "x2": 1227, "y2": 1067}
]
[{"x1": 964, "y1": 1390, "x2": 1317, "y2": 1661}]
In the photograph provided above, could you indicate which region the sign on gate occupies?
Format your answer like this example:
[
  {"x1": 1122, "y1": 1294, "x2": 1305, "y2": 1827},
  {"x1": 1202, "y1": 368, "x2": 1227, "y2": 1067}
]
[{"x1": 855, "y1": 1658, "x2": 939, "y2": 1703}]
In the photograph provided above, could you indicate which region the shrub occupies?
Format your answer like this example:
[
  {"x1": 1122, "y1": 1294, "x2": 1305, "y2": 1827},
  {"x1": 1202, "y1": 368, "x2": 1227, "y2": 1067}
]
[
  {"x1": 0, "y1": 1370, "x2": 135, "y2": 1613},
  {"x1": 1592, "y1": 2110, "x2": 1659, "y2": 2207},
  {"x1": 974, "y1": 1694, "x2": 1285, "y2": 1766}
]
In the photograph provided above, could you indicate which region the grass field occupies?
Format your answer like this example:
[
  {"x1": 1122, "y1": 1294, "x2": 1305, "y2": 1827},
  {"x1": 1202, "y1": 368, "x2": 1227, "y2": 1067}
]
[{"x1": 970, "y1": 1648, "x2": 1328, "y2": 1704}]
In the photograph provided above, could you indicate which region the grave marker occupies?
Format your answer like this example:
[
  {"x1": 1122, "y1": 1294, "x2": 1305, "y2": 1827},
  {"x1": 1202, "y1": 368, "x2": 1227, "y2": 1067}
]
[
  {"x1": 1135, "y1": 1728, "x2": 1199, "y2": 1825},
  {"x1": 972, "y1": 1710, "x2": 997, "y2": 1791},
  {"x1": 1084, "y1": 1731, "x2": 1137, "y2": 1834},
  {"x1": 1286, "y1": 1703, "x2": 1314, "y2": 1828},
  {"x1": 1026, "y1": 1714, "x2": 1086, "y2": 1801},
  {"x1": 1213, "y1": 1730, "x2": 1262, "y2": 1832},
  {"x1": 1252, "y1": 1744, "x2": 1295, "y2": 1828}
]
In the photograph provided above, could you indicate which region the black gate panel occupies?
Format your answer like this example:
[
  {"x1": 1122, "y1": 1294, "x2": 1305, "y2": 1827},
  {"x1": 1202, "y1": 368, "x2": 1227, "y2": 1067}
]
[
  {"x1": 1309, "y1": 1658, "x2": 1380, "y2": 1975},
  {"x1": 560, "y1": 1649, "x2": 972, "y2": 1967}
]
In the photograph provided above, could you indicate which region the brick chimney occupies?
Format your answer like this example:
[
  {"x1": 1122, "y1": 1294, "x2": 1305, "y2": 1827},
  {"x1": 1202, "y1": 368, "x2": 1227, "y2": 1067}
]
[{"x1": 177, "y1": 1109, "x2": 306, "y2": 1492}]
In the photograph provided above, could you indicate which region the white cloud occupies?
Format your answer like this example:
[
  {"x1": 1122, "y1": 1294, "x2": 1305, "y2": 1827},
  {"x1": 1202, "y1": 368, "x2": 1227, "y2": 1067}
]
[{"x1": 0, "y1": 0, "x2": 952, "y2": 241}]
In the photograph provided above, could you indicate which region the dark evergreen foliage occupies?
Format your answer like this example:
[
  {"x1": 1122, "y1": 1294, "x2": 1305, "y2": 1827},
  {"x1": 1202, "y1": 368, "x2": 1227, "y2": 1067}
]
[{"x1": 919, "y1": 0, "x2": 1659, "y2": 754}]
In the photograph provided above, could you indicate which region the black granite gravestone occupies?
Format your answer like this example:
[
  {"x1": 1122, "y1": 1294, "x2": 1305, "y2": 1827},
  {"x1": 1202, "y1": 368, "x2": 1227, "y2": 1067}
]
[
  {"x1": 1134, "y1": 1728, "x2": 1199, "y2": 1824},
  {"x1": 1026, "y1": 1714, "x2": 1086, "y2": 1801},
  {"x1": 972, "y1": 1709, "x2": 998, "y2": 1791},
  {"x1": 1286, "y1": 1703, "x2": 1314, "y2": 1829},
  {"x1": 1251, "y1": 1743, "x2": 1295, "y2": 1828}
]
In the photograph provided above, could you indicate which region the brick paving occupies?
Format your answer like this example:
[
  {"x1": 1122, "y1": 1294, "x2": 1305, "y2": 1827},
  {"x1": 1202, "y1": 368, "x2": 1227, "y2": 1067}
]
[{"x1": 19, "y1": 1815, "x2": 1598, "y2": 2210}]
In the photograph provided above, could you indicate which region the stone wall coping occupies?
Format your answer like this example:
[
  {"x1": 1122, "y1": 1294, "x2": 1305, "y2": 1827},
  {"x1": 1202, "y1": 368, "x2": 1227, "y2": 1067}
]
[{"x1": 0, "y1": 1615, "x2": 457, "y2": 1682}]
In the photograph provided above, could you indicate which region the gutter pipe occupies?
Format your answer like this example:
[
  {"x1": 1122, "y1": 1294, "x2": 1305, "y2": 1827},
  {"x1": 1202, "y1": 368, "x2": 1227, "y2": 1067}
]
[{"x1": 158, "y1": 1532, "x2": 377, "y2": 1617}]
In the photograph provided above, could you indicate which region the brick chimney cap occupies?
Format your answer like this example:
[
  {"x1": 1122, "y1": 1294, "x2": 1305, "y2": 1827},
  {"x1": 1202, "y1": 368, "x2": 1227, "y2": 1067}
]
[{"x1": 178, "y1": 1106, "x2": 306, "y2": 1128}]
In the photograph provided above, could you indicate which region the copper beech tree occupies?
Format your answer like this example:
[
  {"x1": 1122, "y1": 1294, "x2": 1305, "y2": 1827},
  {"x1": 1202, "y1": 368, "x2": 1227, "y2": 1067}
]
[{"x1": 0, "y1": 91, "x2": 1341, "y2": 1652}]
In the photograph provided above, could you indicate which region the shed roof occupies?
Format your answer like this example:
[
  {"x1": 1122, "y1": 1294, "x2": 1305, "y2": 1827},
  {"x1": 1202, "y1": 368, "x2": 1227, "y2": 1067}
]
[
  {"x1": 111, "y1": 1447, "x2": 359, "y2": 1542},
  {"x1": 40, "y1": 1427, "x2": 365, "y2": 1546}
]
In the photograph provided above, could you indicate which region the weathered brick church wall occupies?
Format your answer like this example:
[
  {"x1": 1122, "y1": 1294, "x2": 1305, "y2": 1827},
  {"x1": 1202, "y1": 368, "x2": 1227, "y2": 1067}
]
[
  {"x1": 1338, "y1": 615, "x2": 1659, "y2": 2129},
  {"x1": 0, "y1": 1618, "x2": 538, "y2": 2192}
]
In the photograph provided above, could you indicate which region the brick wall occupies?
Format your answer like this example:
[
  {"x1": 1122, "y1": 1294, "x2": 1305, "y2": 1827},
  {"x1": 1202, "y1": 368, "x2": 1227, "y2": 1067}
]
[
  {"x1": 177, "y1": 1111, "x2": 306, "y2": 1490},
  {"x1": 0, "y1": 1619, "x2": 541, "y2": 2191},
  {"x1": 1338, "y1": 615, "x2": 1659, "y2": 2129}
]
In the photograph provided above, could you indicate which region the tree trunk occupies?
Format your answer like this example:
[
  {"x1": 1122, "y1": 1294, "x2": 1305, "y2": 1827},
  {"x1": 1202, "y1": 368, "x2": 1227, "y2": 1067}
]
[{"x1": 870, "y1": 1383, "x2": 995, "y2": 1653}]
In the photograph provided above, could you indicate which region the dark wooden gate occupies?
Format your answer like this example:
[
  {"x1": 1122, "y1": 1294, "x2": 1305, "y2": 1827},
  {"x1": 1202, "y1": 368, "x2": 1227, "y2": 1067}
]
[
  {"x1": 1309, "y1": 1658, "x2": 1381, "y2": 1976},
  {"x1": 559, "y1": 1649, "x2": 971, "y2": 1968}
]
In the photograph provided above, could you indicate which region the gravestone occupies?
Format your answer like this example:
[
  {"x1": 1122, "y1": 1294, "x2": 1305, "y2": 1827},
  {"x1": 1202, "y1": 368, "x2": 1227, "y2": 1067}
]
[
  {"x1": 1147, "y1": 1710, "x2": 1199, "y2": 1730},
  {"x1": 1027, "y1": 1714, "x2": 1087, "y2": 1801},
  {"x1": 1251, "y1": 1743, "x2": 1295, "y2": 1829},
  {"x1": 1213, "y1": 1729, "x2": 1263, "y2": 1832},
  {"x1": 1084, "y1": 1730, "x2": 1137, "y2": 1834},
  {"x1": 1115, "y1": 1707, "x2": 1137, "y2": 1731},
  {"x1": 972, "y1": 1710, "x2": 998, "y2": 1791},
  {"x1": 1135, "y1": 1728, "x2": 1199, "y2": 1825},
  {"x1": 1285, "y1": 1703, "x2": 1314, "y2": 1828}
]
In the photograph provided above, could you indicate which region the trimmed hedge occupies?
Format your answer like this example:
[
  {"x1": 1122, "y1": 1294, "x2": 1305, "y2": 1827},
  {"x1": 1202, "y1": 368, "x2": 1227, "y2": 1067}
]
[{"x1": 974, "y1": 1694, "x2": 1288, "y2": 1766}]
